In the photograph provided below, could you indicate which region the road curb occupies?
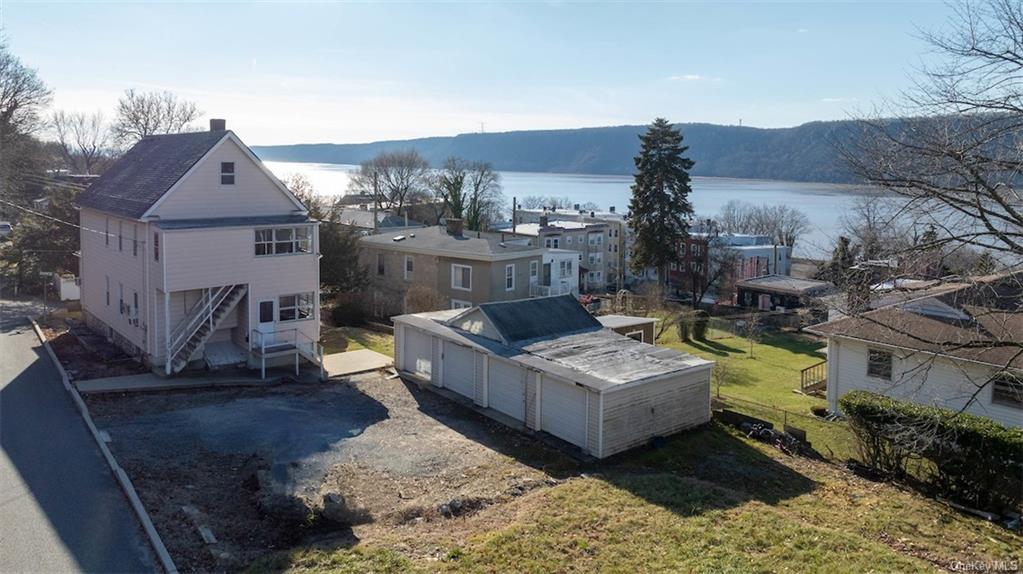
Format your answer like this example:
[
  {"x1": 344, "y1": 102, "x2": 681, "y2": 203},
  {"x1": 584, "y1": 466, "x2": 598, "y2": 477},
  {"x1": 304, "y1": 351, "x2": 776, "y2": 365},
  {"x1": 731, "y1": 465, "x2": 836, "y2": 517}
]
[{"x1": 30, "y1": 318, "x2": 179, "y2": 574}]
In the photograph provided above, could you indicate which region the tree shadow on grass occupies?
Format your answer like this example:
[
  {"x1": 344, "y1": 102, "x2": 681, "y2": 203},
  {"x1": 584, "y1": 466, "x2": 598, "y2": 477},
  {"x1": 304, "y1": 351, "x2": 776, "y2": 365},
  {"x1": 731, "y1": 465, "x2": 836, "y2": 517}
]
[
  {"x1": 760, "y1": 332, "x2": 827, "y2": 360},
  {"x1": 685, "y1": 337, "x2": 746, "y2": 357},
  {"x1": 602, "y1": 422, "x2": 819, "y2": 509}
]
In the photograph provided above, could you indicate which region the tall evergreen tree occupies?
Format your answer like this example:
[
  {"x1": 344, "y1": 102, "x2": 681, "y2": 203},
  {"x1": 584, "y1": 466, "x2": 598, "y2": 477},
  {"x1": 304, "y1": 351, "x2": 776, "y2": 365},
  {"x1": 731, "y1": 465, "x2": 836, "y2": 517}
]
[{"x1": 628, "y1": 118, "x2": 694, "y2": 281}]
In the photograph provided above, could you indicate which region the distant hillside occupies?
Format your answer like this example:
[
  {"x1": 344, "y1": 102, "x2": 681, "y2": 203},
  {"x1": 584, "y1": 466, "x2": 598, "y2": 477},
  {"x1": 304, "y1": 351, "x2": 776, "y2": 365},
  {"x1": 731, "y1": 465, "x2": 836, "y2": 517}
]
[{"x1": 252, "y1": 121, "x2": 860, "y2": 183}]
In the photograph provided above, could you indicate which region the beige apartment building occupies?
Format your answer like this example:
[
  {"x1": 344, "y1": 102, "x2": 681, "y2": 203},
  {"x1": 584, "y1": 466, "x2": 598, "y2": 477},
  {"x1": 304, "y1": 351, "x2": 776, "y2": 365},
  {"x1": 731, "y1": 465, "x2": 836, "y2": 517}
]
[{"x1": 359, "y1": 219, "x2": 546, "y2": 317}]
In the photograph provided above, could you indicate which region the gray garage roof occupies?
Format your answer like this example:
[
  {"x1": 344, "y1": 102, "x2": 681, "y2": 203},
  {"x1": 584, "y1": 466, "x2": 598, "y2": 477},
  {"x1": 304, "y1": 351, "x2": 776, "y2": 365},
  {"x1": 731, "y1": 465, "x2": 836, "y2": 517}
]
[
  {"x1": 597, "y1": 314, "x2": 658, "y2": 330},
  {"x1": 77, "y1": 130, "x2": 229, "y2": 219},
  {"x1": 396, "y1": 308, "x2": 712, "y2": 392},
  {"x1": 475, "y1": 295, "x2": 602, "y2": 344}
]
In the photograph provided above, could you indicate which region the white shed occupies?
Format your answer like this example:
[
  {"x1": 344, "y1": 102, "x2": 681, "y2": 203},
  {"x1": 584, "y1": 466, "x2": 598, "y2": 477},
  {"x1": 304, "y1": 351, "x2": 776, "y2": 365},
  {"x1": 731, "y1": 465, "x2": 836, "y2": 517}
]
[{"x1": 393, "y1": 295, "x2": 714, "y2": 458}]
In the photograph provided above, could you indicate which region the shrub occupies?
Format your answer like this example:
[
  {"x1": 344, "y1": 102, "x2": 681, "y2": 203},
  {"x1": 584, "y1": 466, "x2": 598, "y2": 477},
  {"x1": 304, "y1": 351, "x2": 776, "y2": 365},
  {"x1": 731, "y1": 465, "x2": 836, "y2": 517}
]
[
  {"x1": 330, "y1": 298, "x2": 365, "y2": 327},
  {"x1": 840, "y1": 390, "x2": 1023, "y2": 511},
  {"x1": 692, "y1": 310, "x2": 709, "y2": 340}
]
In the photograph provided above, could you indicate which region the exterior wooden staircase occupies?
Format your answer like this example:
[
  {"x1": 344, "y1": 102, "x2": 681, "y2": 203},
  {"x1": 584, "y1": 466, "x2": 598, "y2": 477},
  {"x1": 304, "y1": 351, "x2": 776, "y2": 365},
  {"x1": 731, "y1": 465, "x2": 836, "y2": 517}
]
[
  {"x1": 799, "y1": 359, "x2": 828, "y2": 396},
  {"x1": 166, "y1": 285, "x2": 247, "y2": 374}
]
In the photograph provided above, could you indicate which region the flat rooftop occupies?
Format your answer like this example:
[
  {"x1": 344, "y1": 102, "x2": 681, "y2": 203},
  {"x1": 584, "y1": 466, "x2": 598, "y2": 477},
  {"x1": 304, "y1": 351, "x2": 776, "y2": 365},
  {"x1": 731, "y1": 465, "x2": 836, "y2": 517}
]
[
  {"x1": 597, "y1": 314, "x2": 658, "y2": 329},
  {"x1": 736, "y1": 274, "x2": 833, "y2": 295}
]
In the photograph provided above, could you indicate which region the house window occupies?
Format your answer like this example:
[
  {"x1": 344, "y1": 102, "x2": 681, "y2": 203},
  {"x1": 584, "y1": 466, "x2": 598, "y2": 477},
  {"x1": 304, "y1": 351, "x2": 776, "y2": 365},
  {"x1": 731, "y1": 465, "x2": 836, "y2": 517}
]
[
  {"x1": 118, "y1": 283, "x2": 124, "y2": 315},
  {"x1": 377, "y1": 253, "x2": 385, "y2": 275},
  {"x1": 404, "y1": 255, "x2": 414, "y2": 279},
  {"x1": 278, "y1": 292, "x2": 314, "y2": 322},
  {"x1": 220, "y1": 162, "x2": 235, "y2": 185},
  {"x1": 991, "y1": 374, "x2": 1023, "y2": 409},
  {"x1": 505, "y1": 264, "x2": 515, "y2": 291},
  {"x1": 559, "y1": 260, "x2": 572, "y2": 277},
  {"x1": 254, "y1": 226, "x2": 312, "y2": 256},
  {"x1": 154, "y1": 232, "x2": 160, "y2": 261},
  {"x1": 452, "y1": 264, "x2": 472, "y2": 291},
  {"x1": 544, "y1": 237, "x2": 560, "y2": 249},
  {"x1": 867, "y1": 348, "x2": 893, "y2": 381},
  {"x1": 105, "y1": 276, "x2": 110, "y2": 307},
  {"x1": 566, "y1": 236, "x2": 573, "y2": 245},
  {"x1": 132, "y1": 224, "x2": 138, "y2": 257},
  {"x1": 133, "y1": 292, "x2": 139, "y2": 321},
  {"x1": 670, "y1": 262, "x2": 678, "y2": 271},
  {"x1": 451, "y1": 299, "x2": 472, "y2": 309}
]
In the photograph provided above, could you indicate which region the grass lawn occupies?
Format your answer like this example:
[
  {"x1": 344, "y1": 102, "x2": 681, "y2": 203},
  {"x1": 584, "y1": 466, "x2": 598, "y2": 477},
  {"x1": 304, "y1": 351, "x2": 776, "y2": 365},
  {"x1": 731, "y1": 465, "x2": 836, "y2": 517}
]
[
  {"x1": 321, "y1": 324, "x2": 395, "y2": 357},
  {"x1": 252, "y1": 423, "x2": 1021, "y2": 573},
  {"x1": 657, "y1": 325, "x2": 828, "y2": 413}
]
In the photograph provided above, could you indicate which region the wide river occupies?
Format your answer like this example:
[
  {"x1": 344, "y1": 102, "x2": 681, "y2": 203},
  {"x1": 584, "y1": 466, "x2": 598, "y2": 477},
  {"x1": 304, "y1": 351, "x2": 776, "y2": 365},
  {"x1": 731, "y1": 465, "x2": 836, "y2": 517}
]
[{"x1": 265, "y1": 161, "x2": 869, "y2": 259}]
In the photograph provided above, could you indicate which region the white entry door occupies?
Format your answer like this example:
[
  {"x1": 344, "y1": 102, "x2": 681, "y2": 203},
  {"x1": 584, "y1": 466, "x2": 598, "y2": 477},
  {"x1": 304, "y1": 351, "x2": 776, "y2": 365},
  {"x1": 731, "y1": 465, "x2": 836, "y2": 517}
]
[{"x1": 256, "y1": 299, "x2": 277, "y2": 347}]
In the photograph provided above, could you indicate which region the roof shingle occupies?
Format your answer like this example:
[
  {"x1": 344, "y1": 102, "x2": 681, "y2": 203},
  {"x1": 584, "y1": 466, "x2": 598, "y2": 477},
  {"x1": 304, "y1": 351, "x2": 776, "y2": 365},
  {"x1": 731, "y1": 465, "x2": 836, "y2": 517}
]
[{"x1": 77, "y1": 130, "x2": 228, "y2": 219}]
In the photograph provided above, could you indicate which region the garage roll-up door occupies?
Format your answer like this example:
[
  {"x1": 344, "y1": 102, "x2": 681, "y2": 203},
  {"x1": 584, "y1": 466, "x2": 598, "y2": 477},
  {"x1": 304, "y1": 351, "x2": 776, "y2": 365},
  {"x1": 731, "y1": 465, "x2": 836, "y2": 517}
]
[
  {"x1": 404, "y1": 327, "x2": 433, "y2": 380},
  {"x1": 443, "y1": 341, "x2": 476, "y2": 399},
  {"x1": 489, "y1": 359, "x2": 526, "y2": 421},
  {"x1": 541, "y1": 376, "x2": 587, "y2": 448}
]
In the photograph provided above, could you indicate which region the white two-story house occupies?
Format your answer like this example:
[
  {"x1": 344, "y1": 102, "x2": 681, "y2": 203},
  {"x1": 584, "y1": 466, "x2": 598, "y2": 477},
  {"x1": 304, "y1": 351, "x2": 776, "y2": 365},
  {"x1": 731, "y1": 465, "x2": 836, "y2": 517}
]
[{"x1": 76, "y1": 119, "x2": 321, "y2": 377}]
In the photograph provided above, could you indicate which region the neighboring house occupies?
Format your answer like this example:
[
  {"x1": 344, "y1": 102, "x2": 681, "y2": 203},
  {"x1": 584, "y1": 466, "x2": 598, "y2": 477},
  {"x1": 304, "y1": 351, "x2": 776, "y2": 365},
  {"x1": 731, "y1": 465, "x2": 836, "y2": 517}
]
[
  {"x1": 536, "y1": 248, "x2": 580, "y2": 297},
  {"x1": 735, "y1": 275, "x2": 833, "y2": 311},
  {"x1": 337, "y1": 208, "x2": 423, "y2": 235},
  {"x1": 497, "y1": 217, "x2": 611, "y2": 293},
  {"x1": 393, "y1": 295, "x2": 713, "y2": 458},
  {"x1": 359, "y1": 219, "x2": 546, "y2": 316},
  {"x1": 511, "y1": 206, "x2": 628, "y2": 290},
  {"x1": 808, "y1": 274, "x2": 1023, "y2": 427},
  {"x1": 76, "y1": 119, "x2": 321, "y2": 376}
]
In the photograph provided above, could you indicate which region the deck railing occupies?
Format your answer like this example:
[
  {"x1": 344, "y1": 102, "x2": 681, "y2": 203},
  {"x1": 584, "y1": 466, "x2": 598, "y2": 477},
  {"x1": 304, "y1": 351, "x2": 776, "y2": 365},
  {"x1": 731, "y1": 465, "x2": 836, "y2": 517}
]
[
  {"x1": 529, "y1": 283, "x2": 574, "y2": 298},
  {"x1": 800, "y1": 360, "x2": 828, "y2": 395}
]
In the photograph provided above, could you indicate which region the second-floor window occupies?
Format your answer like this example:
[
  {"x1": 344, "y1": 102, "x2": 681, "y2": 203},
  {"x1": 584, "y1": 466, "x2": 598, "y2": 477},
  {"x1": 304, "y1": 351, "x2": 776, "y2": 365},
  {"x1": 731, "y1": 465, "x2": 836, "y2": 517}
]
[
  {"x1": 221, "y1": 162, "x2": 235, "y2": 185},
  {"x1": 452, "y1": 264, "x2": 472, "y2": 291},
  {"x1": 544, "y1": 237, "x2": 560, "y2": 248},
  {"x1": 559, "y1": 260, "x2": 572, "y2": 278},
  {"x1": 255, "y1": 226, "x2": 312, "y2": 256},
  {"x1": 505, "y1": 264, "x2": 515, "y2": 291},
  {"x1": 404, "y1": 255, "x2": 414, "y2": 279}
]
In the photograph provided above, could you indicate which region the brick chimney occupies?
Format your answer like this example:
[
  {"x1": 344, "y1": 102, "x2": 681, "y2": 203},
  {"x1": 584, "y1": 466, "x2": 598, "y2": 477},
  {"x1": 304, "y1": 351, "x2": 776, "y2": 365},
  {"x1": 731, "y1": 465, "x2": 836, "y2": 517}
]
[
  {"x1": 446, "y1": 218, "x2": 464, "y2": 236},
  {"x1": 209, "y1": 118, "x2": 226, "y2": 132},
  {"x1": 539, "y1": 214, "x2": 549, "y2": 227}
]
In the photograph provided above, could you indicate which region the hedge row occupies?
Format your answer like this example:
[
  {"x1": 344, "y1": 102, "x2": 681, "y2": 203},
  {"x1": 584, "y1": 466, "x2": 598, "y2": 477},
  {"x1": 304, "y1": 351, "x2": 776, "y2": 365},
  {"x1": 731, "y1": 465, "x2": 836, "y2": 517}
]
[{"x1": 839, "y1": 390, "x2": 1023, "y2": 511}]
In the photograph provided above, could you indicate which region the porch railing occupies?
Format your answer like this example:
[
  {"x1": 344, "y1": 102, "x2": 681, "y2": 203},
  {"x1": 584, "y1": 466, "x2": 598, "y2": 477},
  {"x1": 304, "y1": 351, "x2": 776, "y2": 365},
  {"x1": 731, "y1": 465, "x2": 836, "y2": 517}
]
[
  {"x1": 530, "y1": 283, "x2": 574, "y2": 298},
  {"x1": 800, "y1": 360, "x2": 827, "y2": 395},
  {"x1": 251, "y1": 328, "x2": 325, "y2": 380}
]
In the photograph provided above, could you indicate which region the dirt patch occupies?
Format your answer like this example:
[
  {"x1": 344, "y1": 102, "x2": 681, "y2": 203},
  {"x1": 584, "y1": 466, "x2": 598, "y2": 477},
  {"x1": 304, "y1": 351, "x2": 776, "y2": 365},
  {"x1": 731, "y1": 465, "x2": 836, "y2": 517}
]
[
  {"x1": 87, "y1": 373, "x2": 577, "y2": 571},
  {"x1": 40, "y1": 313, "x2": 148, "y2": 380}
]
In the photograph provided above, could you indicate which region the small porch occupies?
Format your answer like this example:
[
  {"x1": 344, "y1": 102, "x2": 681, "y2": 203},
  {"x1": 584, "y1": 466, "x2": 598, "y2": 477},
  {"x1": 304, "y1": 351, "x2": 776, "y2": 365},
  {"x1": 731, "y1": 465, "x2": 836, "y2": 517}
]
[{"x1": 799, "y1": 359, "x2": 827, "y2": 395}]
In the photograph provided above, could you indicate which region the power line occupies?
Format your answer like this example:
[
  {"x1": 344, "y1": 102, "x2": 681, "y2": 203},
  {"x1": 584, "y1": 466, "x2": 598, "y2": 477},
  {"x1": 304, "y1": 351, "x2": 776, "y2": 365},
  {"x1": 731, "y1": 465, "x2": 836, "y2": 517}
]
[
  {"x1": 16, "y1": 174, "x2": 90, "y2": 192},
  {"x1": 0, "y1": 197, "x2": 126, "y2": 241}
]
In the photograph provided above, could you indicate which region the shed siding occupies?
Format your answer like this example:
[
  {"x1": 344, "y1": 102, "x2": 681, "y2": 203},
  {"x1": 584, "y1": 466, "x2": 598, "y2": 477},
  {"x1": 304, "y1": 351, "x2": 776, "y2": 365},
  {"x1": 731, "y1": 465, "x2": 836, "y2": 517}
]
[
  {"x1": 525, "y1": 372, "x2": 538, "y2": 429},
  {"x1": 586, "y1": 388, "x2": 600, "y2": 455},
  {"x1": 829, "y1": 338, "x2": 1021, "y2": 428},
  {"x1": 601, "y1": 369, "x2": 712, "y2": 458}
]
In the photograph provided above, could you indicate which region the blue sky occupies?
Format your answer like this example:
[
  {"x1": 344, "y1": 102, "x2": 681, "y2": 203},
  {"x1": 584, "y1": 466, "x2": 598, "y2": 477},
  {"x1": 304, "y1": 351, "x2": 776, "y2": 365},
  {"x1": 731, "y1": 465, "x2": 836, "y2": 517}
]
[{"x1": 2, "y1": 1, "x2": 953, "y2": 145}]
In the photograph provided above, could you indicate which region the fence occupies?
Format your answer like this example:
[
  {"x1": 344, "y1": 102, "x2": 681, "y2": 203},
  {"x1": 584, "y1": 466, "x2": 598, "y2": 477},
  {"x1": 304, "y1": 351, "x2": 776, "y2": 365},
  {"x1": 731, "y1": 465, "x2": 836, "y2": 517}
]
[{"x1": 712, "y1": 393, "x2": 855, "y2": 461}]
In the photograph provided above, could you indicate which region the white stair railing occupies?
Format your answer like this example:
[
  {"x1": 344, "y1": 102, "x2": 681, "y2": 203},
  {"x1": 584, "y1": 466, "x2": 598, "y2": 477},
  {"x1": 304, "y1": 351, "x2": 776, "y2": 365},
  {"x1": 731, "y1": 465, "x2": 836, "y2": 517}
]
[{"x1": 165, "y1": 285, "x2": 236, "y2": 373}]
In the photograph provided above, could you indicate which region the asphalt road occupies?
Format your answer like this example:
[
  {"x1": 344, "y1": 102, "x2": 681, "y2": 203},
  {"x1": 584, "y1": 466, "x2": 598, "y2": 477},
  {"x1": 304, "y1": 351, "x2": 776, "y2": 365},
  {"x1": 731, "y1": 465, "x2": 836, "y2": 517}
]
[{"x1": 0, "y1": 308, "x2": 157, "y2": 573}]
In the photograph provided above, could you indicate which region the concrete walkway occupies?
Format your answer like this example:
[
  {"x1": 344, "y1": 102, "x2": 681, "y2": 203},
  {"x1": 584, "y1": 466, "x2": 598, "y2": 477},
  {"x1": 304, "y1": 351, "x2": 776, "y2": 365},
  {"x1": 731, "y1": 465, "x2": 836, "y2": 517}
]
[
  {"x1": 0, "y1": 316, "x2": 157, "y2": 573},
  {"x1": 323, "y1": 349, "x2": 393, "y2": 378}
]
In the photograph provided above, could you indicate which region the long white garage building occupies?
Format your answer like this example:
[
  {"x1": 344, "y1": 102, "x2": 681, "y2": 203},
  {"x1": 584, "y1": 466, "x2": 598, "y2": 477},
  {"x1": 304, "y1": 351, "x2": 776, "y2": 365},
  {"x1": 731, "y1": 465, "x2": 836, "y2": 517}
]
[{"x1": 393, "y1": 295, "x2": 714, "y2": 458}]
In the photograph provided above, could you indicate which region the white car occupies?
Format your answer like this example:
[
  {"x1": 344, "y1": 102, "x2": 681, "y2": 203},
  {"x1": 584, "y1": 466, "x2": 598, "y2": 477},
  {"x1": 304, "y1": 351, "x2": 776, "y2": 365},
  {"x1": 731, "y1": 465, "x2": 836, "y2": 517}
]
[{"x1": 0, "y1": 222, "x2": 12, "y2": 238}]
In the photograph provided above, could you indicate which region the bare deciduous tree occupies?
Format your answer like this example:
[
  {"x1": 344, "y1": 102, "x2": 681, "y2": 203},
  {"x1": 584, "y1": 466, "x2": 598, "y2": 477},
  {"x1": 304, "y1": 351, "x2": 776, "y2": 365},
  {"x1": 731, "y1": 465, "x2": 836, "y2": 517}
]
[
  {"x1": 348, "y1": 150, "x2": 430, "y2": 217},
  {"x1": 431, "y1": 157, "x2": 468, "y2": 219},
  {"x1": 716, "y1": 200, "x2": 810, "y2": 247},
  {"x1": 0, "y1": 40, "x2": 51, "y2": 137},
  {"x1": 51, "y1": 110, "x2": 109, "y2": 174},
  {"x1": 465, "y1": 160, "x2": 504, "y2": 231},
  {"x1": 112, "y1": 89, "x2": 201, "y2": 146}
]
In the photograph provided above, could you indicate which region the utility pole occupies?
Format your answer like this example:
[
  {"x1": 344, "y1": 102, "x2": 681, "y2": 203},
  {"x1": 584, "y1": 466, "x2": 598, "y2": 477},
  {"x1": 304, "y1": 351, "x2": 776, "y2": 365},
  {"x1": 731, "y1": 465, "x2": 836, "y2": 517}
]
[{"x1": 512, "y1": 196, "x2": 517, "y2": 234}]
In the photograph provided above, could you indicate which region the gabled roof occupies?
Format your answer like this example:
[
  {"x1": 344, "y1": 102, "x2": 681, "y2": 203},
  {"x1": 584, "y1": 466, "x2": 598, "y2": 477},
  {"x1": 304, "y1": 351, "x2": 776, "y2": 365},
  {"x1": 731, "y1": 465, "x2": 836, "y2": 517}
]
[
  {"x1": 454, "y1": 295, "x2": 603, "y2": 344},
  {"x1": 809, "y1": 273, "x2": 1023, "y2": 369},
  {"x1": 77, "y1": 130, "x2": 229, "y2": 219}
]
